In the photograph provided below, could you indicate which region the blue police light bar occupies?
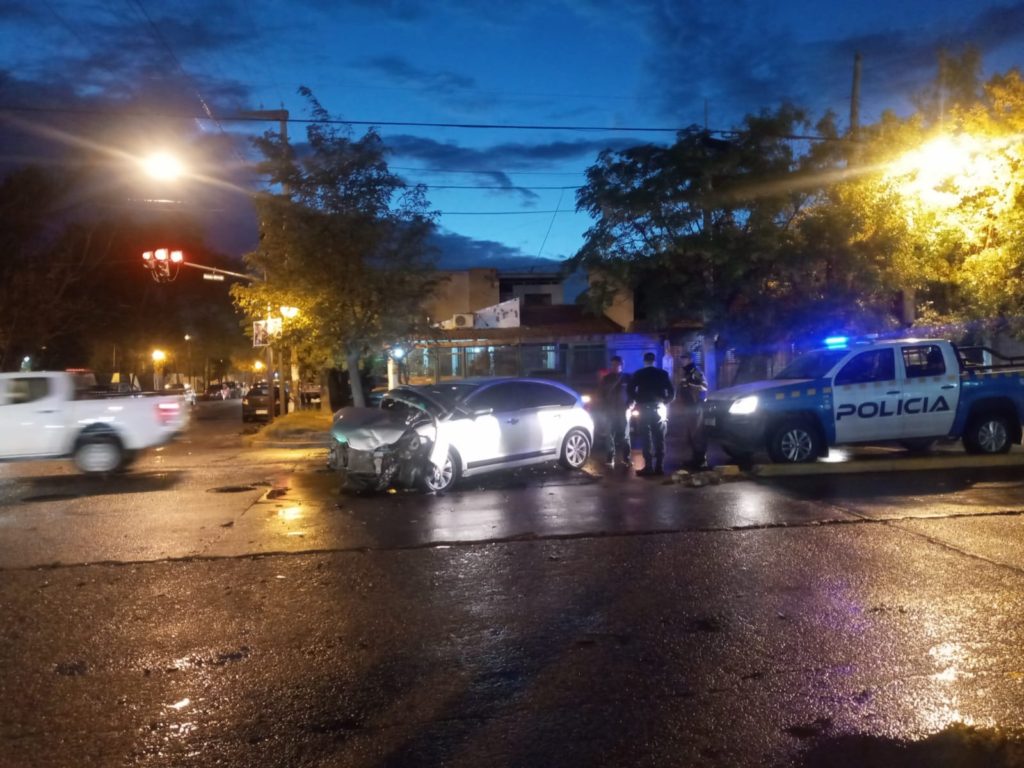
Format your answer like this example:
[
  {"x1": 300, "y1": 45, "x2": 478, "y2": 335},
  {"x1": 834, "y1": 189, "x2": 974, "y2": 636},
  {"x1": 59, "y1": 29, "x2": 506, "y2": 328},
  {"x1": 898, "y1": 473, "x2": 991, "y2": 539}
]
[{"x1": 824, "y1": 336, "x2": 849, "y2": 348}]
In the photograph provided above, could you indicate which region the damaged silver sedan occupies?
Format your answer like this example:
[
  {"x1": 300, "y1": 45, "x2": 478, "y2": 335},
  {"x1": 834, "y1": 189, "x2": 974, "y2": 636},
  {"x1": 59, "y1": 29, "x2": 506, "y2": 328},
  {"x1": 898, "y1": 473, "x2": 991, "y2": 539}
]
[{"x1": 327, "y1": 379, "x2": 595, "y2": 493}]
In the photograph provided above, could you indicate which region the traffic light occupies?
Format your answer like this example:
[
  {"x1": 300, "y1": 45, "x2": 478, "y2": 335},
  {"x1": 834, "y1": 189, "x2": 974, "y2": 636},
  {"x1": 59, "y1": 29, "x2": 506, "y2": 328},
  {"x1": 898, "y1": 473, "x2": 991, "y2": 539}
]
[{"x1": 142, "y1": 249, "x2": 183, "y2": 282}]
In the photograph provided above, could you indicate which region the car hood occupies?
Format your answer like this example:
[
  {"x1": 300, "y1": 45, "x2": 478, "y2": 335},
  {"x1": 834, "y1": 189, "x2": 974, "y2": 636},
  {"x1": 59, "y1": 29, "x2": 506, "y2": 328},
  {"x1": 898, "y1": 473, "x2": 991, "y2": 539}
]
[
  {"x1": 707, "y1": 378, "x2": 815, "y2": 402},
  {"x1": 330, "y1": 407, "x2": 411, "y2": 451}
]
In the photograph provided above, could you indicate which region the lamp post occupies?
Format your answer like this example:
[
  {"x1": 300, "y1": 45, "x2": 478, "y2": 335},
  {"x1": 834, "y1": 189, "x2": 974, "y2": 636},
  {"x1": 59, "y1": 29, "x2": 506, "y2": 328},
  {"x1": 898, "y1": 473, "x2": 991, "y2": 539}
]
[
  {"x1": 151, "y1": 349, "x2": 167, "y2": 391},
  {"x1": 184, "y1": 334, "x2": 193, "y2": 390}
]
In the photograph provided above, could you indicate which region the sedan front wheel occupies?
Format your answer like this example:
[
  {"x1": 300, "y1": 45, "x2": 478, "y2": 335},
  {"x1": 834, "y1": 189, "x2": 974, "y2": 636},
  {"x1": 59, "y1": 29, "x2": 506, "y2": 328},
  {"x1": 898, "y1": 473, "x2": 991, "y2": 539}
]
[{"x1": 420, "y1": 448, "x2": 460, "y2": 493}]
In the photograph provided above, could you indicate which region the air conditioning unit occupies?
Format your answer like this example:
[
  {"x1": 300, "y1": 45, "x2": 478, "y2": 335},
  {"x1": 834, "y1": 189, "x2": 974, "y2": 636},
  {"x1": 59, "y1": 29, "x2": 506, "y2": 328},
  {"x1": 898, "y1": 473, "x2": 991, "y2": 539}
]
[{"x1": 452, "y1": 313, "x2": 474, "y2": 328}]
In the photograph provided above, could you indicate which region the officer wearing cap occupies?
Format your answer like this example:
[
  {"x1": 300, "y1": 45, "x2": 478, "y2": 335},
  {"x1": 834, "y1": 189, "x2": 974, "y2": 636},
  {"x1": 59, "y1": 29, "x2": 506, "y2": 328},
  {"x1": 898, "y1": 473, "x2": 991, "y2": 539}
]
[
  {"x1": 628, "y1": 352, "x2": 674, "y2": 475},
  {"x1": 678, "y1": 351, "x2": 709, "y2": 470}
]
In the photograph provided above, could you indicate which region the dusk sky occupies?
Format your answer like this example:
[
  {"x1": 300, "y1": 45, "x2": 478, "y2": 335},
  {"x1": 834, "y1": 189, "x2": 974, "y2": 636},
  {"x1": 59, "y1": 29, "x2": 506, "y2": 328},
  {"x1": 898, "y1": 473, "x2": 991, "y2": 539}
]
[{"x1": 3, "y1": 0, "x2": 1024, "y2": 270}]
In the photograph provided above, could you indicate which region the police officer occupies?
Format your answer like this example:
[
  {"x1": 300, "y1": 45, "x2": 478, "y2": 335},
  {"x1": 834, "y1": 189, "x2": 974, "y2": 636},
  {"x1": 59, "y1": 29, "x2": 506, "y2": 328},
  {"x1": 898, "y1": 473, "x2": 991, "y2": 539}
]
[
  {"x1": 628, "y1": 352, "x2": 674, "y2": 476},
  {"x1": 598, "y1": 355, "x2": 632, "y2": 469},
  {"x1": 678, "y1": 351, "x2": 709, "y2": 470}
]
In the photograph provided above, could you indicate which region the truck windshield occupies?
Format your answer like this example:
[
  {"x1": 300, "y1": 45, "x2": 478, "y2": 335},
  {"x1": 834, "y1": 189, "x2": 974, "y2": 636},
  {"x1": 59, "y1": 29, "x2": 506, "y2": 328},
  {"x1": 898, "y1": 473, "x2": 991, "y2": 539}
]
[{"x1": 774, "y1": 349, "x2": 850, "y2": 380}]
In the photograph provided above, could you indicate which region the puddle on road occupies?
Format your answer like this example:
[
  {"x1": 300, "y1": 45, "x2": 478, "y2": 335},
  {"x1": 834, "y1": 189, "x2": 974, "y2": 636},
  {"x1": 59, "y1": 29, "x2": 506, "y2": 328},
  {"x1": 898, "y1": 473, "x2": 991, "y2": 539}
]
[
  {"x1": 792, "y1": 724, "x2": 1024, "y2": 767},
  {"x1": 206, "y1": 485, "x2": 258, "y2": 493}
]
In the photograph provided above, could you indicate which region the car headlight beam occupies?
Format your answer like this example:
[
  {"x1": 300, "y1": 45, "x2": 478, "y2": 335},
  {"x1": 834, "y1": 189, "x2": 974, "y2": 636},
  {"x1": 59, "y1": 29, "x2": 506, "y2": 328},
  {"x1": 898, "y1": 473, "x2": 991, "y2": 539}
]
[{"x1": 728, "y1": 395, "x2": 759, "y2": 415}]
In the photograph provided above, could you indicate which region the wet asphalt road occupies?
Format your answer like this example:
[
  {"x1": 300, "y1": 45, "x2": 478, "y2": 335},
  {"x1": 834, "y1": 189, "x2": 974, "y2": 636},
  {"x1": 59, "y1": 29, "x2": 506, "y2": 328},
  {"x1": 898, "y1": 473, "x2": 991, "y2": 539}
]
[{"x1": 2, "y1": 400, "x2": 1024, "y2": 766}]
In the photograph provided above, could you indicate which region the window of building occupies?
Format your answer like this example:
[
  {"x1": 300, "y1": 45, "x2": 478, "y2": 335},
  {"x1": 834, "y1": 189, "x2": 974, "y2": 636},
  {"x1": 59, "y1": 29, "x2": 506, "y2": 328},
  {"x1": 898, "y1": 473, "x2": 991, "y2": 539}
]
[
  {"x1": 438, "y1": 348, "x2": 463, "y2": 380},
  {"x1": 521, "y1": 344, "x2": 562, "y2": 376},
  {"x1": 523, "y1": 293, "x2": 552, "y2": 306},
  {"x1": 571, "y1": 344, "x2": 606, "y2": 376}
]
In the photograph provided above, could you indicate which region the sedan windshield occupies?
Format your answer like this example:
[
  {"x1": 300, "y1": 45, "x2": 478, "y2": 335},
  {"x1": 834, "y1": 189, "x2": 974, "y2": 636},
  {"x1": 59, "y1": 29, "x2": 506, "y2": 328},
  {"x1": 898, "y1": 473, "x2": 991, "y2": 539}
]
[
  {"x1": 381, "y1": 383, "x2": 479, "y2": 417},
  {"x1": 774, "y1": 349, "x2": 850, "y2": 380}
]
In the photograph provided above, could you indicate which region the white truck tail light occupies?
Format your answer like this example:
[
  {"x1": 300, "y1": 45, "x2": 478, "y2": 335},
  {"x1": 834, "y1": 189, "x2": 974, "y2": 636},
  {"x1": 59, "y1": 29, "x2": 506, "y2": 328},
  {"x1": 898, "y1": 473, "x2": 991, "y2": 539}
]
[{"x1": 156, "y1": 401, "x2": 181, "y2": 426}]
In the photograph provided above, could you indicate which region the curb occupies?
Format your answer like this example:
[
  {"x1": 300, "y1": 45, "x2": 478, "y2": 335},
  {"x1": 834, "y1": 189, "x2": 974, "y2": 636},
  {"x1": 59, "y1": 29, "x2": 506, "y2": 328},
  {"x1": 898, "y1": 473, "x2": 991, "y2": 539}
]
[{"x1": 748, "y1": 452, "x2": 1024, "y2": 477}]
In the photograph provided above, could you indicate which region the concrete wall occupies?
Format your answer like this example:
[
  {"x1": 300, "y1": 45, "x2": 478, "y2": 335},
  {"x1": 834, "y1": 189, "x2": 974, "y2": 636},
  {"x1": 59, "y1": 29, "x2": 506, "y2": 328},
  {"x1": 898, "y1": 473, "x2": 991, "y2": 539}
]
[
  {"x1": 427, "y1": 269, "x2": 499, "y2": 324},
  {"x1": 509, "y1": 282, "x2": 563, "y2": 305}
]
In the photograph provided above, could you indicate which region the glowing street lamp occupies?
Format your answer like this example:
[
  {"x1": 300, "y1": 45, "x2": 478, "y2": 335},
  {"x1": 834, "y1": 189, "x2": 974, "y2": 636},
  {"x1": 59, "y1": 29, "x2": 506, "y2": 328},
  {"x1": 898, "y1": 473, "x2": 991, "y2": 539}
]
[
  {"x1": 141, "y1": 151, "x2": 184, "y2": 181},
  {"x1": 151, "y1": 348, "x2": 167, "y2": 391},
  {"x1": 888, "y1": 134, "x2": 1013, "y2": 212}
]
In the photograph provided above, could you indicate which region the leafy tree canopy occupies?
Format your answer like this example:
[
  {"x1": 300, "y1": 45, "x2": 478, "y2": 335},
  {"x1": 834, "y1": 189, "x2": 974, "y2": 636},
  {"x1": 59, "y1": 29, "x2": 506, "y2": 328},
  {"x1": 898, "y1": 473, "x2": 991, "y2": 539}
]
[{"x1": 232, "y1": 89, "x2": 438, "y2": 405}]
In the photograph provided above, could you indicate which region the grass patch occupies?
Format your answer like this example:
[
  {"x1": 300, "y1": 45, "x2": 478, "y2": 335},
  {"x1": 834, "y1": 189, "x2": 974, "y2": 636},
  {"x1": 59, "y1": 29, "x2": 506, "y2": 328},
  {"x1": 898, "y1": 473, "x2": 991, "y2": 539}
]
[{"x1": 258, "y1": 408, "x2": 332, "y2": 439}]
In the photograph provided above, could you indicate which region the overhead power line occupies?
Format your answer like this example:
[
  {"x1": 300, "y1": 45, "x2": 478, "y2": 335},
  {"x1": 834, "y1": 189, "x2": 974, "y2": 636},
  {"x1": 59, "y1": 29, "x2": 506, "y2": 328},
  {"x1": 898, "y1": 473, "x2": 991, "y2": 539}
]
[
  {"x1": 438, "y1": 209, "x2": 572, "y2": 215},
  {"x1": 421, "y1": 184, "x2": 580, "y2": 191},
  {"x1": 0, "y1": 104, "x2": 842, "y2": 142}
]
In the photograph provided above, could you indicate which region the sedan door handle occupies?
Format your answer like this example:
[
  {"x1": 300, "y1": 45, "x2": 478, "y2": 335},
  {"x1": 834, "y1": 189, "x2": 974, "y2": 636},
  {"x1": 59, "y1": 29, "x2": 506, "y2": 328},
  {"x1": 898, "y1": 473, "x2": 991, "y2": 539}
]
[
  {"x1": 35, "y1": 409, "x2": 58, "y2": 413},
  {"x1": 941, "y1": 384, "x2": 957, "y2": 390},
  {"x1": 885, "y1": 390, "x2": 900, "y2": 395},
  {"x1": 505, "y1": 417, "x2": 519, "y2": 425}
]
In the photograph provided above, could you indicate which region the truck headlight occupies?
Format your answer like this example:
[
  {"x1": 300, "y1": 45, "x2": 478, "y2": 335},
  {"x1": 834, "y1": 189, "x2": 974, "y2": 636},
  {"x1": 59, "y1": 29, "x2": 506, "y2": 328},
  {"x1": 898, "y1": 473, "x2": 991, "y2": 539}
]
[{"x1": 728, "y1": 395, "x2": 759, "y2": 415}]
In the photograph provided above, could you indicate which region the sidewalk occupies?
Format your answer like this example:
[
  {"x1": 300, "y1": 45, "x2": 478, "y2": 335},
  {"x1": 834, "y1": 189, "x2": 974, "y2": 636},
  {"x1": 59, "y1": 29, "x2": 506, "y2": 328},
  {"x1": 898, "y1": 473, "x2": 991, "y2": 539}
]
[{"x1": 242, "y1": 409, "x2": 331, "y2": 449}]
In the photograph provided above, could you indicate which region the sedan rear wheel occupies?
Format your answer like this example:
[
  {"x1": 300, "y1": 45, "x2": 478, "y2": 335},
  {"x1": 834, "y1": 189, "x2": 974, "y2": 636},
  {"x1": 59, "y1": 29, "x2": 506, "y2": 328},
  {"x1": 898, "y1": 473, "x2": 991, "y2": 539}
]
[{"x1": 559, "y1": 428, "x2": 591, "y2": 469}]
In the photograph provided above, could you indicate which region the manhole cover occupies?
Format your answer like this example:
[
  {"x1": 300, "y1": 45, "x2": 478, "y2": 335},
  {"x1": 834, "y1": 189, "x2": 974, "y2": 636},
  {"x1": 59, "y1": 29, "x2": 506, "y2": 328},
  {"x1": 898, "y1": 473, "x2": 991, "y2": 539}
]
[
  {"x1": 23, "y1": 494, "x2": 81, "y2": 503},
  {"x1": 207, "y1": 485, "x2": 258, "y2": 493}
]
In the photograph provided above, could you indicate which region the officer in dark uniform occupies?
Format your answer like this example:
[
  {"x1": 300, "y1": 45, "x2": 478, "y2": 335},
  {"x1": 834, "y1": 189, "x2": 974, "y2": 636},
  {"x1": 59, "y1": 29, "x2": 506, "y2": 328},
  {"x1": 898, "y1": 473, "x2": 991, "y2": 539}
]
[
  {"x1": 598, "y1": 355, "x2": 632, "y2": 468},
  {"x1": 678, "y1": 351, "x2": 709, "y2": 470},
  {"x1": 628, "y1": 352, "x2": 675, "y2": 476}
]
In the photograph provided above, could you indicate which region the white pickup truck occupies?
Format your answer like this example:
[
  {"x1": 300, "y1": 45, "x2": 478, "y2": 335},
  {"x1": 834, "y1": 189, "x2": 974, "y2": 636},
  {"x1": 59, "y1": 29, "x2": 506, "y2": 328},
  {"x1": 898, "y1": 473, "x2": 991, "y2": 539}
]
[{"x1": 0, "y1": 371, "x2": 189, "y2": 473}]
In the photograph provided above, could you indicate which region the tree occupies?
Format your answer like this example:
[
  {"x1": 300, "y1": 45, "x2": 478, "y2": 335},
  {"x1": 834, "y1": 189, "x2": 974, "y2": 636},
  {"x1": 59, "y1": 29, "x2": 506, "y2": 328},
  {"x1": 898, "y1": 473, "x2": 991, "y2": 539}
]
[
  {"x1": 572, "y1": 105, "x2": 866, "y2": 358},
  {"x1": 232, "y1": 89, "x2": 438, "y2": 406},
  {"x1": 826, "y1": 60, "x2": 1024, "y2": 337},
  {"x1": 0, "y1": 164, "x2": 243, "y2": 377}
]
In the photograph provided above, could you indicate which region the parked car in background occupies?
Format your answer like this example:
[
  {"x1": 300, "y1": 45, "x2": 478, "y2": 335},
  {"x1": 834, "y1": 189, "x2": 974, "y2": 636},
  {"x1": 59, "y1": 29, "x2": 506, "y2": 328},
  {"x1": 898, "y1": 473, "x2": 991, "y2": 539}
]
[
  {"x1": 203, "y1": 384, "x2": 225, "y2": 401},
  {"x1": 242, "y1": 382, "x2": 285, "y2": 422},
  {"x1": 300, "y1": 386, "x2": 323, "y2": 408},
  {"x1": 203, "y1": 381, "x2": 243, "y2": 401},
  {"x1": 327, "y1": 377, "x2": 594, "y2": 492}
]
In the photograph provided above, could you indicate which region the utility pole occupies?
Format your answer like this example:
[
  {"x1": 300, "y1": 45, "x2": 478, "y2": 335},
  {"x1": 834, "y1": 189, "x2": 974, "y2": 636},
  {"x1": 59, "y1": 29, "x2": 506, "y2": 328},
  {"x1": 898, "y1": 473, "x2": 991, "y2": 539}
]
[
  {"x1": 849, "y1": 51, "x2": 862, "y2": 145},
  {"x1": 236, "y1": 109, "x2": 297, "y2": 416}
]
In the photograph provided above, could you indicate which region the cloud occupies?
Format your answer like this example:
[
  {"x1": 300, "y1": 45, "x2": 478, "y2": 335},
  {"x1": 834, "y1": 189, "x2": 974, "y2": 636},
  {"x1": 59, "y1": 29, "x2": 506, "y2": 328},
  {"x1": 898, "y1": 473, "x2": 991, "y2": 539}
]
[
  {"x1": 430, "y1": 230, "x2": 568, "y2": 270},
  {"x1": 383, "y1": 133, "x2": 642, "y2": 203},
  {"x1": 361, "y1": 56, "x2": 477, "y2": 94},
  {"x1": 639, "y1": 0, "x2": 1024, "y2": 129}
]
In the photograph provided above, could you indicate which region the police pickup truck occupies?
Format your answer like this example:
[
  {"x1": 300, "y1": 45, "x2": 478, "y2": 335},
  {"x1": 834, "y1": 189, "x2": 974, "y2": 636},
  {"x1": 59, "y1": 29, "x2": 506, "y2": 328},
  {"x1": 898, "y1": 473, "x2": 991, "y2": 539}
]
[{"x1": 702, "y1": 338, "x2": 1024, "y2": 463}]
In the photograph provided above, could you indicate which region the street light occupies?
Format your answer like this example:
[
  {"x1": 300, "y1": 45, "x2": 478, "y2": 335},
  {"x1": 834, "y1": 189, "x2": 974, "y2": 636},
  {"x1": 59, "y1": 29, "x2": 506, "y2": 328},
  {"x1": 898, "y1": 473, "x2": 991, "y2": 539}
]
[
  {"x1": 141, "y1": 152, "x2": 184, "y2": 181},
  {"x1": 152, "y1": 349, "x2": 167, "y2": 391},
  {"x1": 184, "y1": 334, "x2": 193, "y2": 390}
]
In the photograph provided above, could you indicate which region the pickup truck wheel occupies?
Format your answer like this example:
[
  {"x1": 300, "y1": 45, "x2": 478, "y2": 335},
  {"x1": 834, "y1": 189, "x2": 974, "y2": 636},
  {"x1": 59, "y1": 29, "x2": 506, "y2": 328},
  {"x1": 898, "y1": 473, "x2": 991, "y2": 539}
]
[
  {"x1": 964, "y1": 414, "x2": 1013, "y2": 454},
  {"x1": 767, "y1": 419, "x2": 820, "y2": 463},
  {"x1": 74, "y1": 434, "x2": 124, "y2": 474}
]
